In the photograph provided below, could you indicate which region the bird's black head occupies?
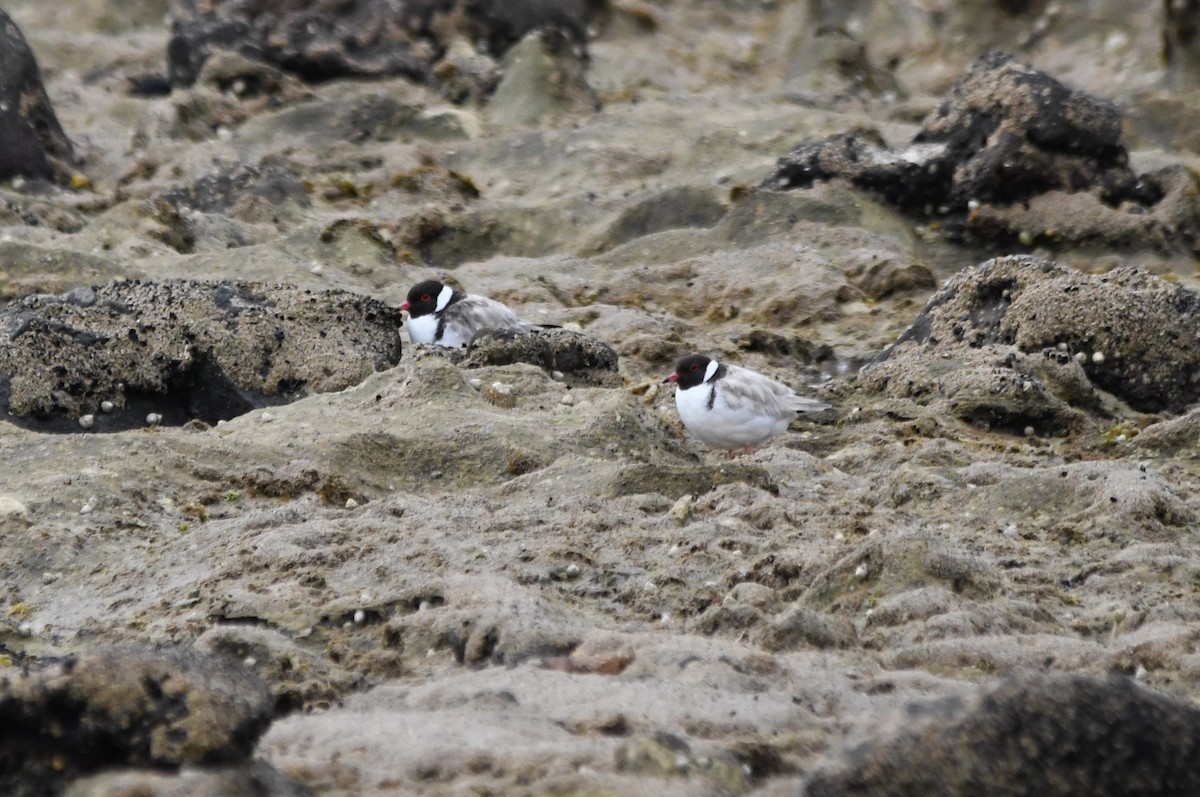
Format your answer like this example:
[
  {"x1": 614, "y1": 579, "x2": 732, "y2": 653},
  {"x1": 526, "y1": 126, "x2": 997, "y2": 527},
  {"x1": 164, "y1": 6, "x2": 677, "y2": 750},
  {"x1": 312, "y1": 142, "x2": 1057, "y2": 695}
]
[
  {"x1": 400, "y1": 280, "x2": 447, "y2": 318},
  {"x1": 663, "y1": 353, "x2": 716, "y2": 389}
]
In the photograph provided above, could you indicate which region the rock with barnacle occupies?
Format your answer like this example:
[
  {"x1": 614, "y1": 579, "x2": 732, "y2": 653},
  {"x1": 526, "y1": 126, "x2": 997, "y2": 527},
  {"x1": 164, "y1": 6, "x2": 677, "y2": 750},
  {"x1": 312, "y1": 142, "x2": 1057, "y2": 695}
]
[
  {"x1": 461, "y1": 327, "x2": 622, "y2": 387},
  {"x1": 0, "y1": 279, "x2": 402, "y2": 432}
]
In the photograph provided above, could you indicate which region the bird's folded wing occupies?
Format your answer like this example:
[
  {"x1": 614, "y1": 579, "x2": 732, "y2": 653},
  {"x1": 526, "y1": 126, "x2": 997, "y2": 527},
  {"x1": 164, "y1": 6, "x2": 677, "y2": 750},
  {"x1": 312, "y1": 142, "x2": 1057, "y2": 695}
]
[
  {"x1": 718, "y1": 368, "x2": 797, "y2": 420},
  {"x1": 450, "y1": 296, "x2": 524, "y2": 335}
]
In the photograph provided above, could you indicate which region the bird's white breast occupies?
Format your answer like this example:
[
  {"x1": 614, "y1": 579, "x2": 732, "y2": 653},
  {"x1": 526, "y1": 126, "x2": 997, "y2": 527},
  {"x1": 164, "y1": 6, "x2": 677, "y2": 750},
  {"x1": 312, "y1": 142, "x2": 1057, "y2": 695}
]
[{"x1": 407, "y1": 313, "x2": 442, "y2": 345}]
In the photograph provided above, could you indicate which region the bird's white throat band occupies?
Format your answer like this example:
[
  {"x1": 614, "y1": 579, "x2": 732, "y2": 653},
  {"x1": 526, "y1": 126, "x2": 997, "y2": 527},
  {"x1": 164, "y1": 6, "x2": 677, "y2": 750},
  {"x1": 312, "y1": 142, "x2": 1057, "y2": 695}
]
[
  {"x1": 435, "y1": 284, "x2": 454, "y2": 312},
  {"x1": 704, "y1": 359, "x2": 720, "y2": 383}
]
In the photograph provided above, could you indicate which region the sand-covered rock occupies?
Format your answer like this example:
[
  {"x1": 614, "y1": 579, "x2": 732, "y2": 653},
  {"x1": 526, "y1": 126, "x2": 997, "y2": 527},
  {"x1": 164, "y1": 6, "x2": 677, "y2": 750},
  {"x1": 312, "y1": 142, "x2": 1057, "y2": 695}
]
[
  {"x1": 0, "y1": 280, "x2": 402, "y2": 430},
  {"x1": 804, "y1": 672, "x2": 1200, "y2": 797},
  {"x1": 6, "y1": 1, "x2": 1200, "y2": 796},
  {"x1": 859, "y1": 255, "x2": 1200, "y2": 430}
]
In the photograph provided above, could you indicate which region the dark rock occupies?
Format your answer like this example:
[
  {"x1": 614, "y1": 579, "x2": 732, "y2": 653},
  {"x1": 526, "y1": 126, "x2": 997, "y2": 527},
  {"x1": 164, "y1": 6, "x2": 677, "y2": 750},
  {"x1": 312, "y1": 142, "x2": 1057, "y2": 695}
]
[
  {"x1": 0, "y1": 11, "x2": 76, "y2": 184},
  {"x1": 804, "y1": 672, "x2": 1200, "y2": 797},
  {"x1": 166, "y1": 0, "x2": 594, "y2": 94},
  {"x1": 867, "y1": 255, "x2": 1200, "y2": 415},
  {"x1": 168, "y1": 51, "x2": 316, "y2": 139},
  {"x1": 763, "y1": 52, "x2": 1199, "y2": 252},
  {"x1": 1164, "y1": 0, "x2": 1200, "y2": 91},
  {"x1": 0, "y1": 647, "x2": 274, "y2": 797},
  {"x1": 0, "y1": 279, "x2": 403, "y2": 432},
  {"x1": 461, "y1": 327, "x2": 620, "y2": 386},
  {"x1": 467, "y1": 0, "x2": 590, "y2": 58},
  {"x1": 157, "y1": 161, "x2": 310, "y2": 215}
]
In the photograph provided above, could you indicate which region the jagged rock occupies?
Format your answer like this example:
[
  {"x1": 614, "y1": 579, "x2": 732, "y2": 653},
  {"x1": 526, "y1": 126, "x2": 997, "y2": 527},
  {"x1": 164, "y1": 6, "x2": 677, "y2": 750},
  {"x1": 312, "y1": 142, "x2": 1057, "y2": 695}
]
[
  {"x1": 158, "y1": 162, "x2": 310, "y2": 215},
  {"x1": 0, "y1": 647, "x2": 274, "y2": 797},
  {"x1": 0, "y1": 10, "x2": 76, "y2": 184},
  {"x1": 0, "y1": 280, "x2": 403, "y2": 431},
  {"x1": 804, "y1": 672, "x2": 1200, "y2": 797},
  {"x1": 763, "y1": 51, "x2": 1200, "y2": 253},
  {"x1": 165, "y1": 0, "x2": 594, "y2": 95},
  {"x1": 460, "y1": 327, "x2": 621, "y2": 386},
  {"x1": 864, "y1": 255, "x2": 1200, "y2": 417}
]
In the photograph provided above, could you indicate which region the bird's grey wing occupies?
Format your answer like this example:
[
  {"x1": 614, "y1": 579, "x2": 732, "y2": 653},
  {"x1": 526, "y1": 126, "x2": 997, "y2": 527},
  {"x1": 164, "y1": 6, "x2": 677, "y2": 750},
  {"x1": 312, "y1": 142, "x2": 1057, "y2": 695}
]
[
  {"x1": 722, "y1": 366, "x2": 830, "y2": 416},
  {"x1": 718, "y1": 367, "x2": 797, "y2": 421},
  {"x1": 447, "y1": 295, "x2": 524, "y2": 337}
]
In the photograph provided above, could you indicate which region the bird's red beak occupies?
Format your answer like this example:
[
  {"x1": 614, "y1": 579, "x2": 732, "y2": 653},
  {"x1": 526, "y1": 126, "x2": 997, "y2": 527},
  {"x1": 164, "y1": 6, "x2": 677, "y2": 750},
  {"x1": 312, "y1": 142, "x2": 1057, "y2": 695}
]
[
  {"x1": 663, "y1": 373, "x2": 679, "y2": 384},
  {"x1": 399, "y1": 301, "x2": 411, "y2": 312}
]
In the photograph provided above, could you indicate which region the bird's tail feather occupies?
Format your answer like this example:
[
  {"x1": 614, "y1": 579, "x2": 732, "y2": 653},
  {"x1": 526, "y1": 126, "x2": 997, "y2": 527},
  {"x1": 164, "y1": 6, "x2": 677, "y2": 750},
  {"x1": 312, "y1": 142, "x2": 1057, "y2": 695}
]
[{"x1": 792, "y1": 397, "x2": 832, "y2": 413}]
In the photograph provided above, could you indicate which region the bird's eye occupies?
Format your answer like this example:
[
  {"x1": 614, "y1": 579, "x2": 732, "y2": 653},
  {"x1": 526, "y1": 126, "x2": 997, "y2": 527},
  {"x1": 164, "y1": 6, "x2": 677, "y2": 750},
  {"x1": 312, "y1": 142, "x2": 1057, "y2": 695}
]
[
  {"x1": 689, "y1": 363, "x2": 700, "y2": 371},
  {"x1": 420, "y1": 293, "x2": 432, "y2": 302}
]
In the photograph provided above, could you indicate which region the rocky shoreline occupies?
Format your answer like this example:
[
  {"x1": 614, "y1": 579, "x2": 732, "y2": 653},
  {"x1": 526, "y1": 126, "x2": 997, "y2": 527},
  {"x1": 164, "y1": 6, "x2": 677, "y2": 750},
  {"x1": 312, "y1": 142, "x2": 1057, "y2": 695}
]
[{"x1": 4, "y1": 1, "x2": 1200, "y2": 795}]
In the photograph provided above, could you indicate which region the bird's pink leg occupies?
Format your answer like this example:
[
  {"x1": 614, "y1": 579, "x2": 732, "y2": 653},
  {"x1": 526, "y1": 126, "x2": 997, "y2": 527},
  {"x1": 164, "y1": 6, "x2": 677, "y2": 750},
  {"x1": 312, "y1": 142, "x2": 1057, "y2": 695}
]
[{"x1": 743, "y1": 445, "x2": 755, "y2": 456}]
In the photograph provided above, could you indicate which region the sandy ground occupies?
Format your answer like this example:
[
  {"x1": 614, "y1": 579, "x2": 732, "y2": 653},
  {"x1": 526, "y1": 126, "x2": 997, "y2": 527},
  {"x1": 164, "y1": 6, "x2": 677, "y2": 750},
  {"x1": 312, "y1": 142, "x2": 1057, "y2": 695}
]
[{"x1": 5, "y1": 1, "x2": 1200, "y2": 795}]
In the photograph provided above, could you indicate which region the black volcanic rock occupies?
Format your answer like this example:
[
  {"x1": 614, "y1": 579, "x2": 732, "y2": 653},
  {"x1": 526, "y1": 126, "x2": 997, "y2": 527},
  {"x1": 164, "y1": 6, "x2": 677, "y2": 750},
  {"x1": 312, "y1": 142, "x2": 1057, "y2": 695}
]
[
  {"x1": 0, "y1": 647, "x2": 274, "y2": 797},
  {"x1": 763, "y1": 52, "x2": 1200, "y2": 252},
  {"x1": 165, "y1": 0, "x2": 594, "y2": 92},
  {"x1": 0, "y1": 10, "x2": 76, "y2": 184}
]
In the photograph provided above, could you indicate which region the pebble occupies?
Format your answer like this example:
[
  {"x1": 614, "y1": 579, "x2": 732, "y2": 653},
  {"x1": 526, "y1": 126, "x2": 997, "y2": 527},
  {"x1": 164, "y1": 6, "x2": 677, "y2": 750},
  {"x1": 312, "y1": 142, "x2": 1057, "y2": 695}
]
[
  {"x1": 345, "y1": 498, "x2": 359, "y2": 509},
  {"x1": 243, "y1": 656, "x2": 257, "y2": 668},
  {"x1": 668, "y1": 494, "x2": 692, "y2": 525},
  {"x1": 728, "y1": 582, "x2": 775, "y2": 608},
  {"x1": 560, "y1": 393, "x2": 575, "y2": 406},
  {"x1": 100, "y1": 400, "x2": 115, "y2": 413},
  {"x1": 854, "y1": 563, "x2": 869, "y2": 579},
  {"x1": 353, "y1": 609, "x2": 366, "y2": 625},
  {"x1": 0, "y1": 496, "x2": 29, "y2": 519},
  {"x1": 146, "y1": 412, "x2": 163, "y2": 426},
  {"x1": 1092, "y1": 351, "x2": 1105, "y2": 364},
  {"x1": 78, "y1": 414, "x2": 94, "y2": 430}
]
